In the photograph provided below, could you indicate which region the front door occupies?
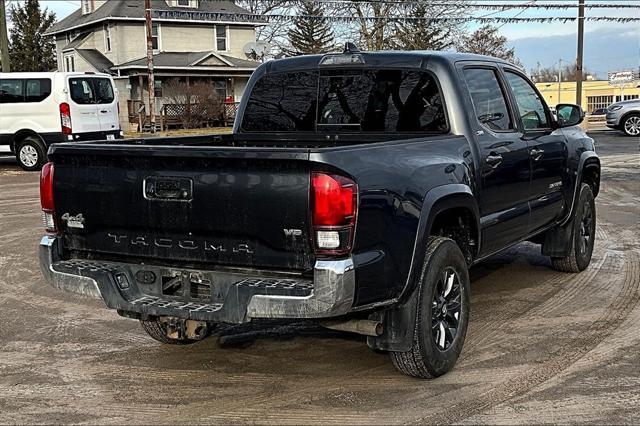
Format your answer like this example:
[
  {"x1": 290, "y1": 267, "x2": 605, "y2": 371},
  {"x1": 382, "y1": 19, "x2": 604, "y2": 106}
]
[
  {"x1": 501, "y1": 69, "x2": 567, "y2": 234},
  {"x1": 461, "y1": 66, "x2": 531, "y2": 257}
]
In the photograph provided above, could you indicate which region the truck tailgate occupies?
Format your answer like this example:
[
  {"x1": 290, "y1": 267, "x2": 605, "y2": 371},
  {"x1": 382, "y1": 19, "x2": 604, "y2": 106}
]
[{"x1": 51, "y1": 145, "x2": 315, "y2": 272}]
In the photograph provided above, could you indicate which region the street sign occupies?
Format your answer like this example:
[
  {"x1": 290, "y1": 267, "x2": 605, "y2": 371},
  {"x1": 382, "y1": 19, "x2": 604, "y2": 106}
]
[{"x1": 608, "y1": 71, "x2": 637, "y2": 85}]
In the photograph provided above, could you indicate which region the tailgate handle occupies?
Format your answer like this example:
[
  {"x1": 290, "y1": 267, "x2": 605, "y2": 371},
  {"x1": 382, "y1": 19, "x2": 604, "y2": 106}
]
[{"x1": 144, "y1": 177, "x2": 193, "y2": 202}]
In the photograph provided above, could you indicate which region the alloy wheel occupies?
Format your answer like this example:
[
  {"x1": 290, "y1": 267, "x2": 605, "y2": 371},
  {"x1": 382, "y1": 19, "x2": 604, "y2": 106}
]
[
  {"x1": 579, "y1": 201, "x2": 594, "y2": 255},
  {"x1": 624, "y1": 116, "x2": 640, "y2": 136},
  {"x1": 19, "y1": 145, "x2": 39, "y2": 168},
  {"x1": 431, "y1": 267, "x2": 462, "y2": 351}
]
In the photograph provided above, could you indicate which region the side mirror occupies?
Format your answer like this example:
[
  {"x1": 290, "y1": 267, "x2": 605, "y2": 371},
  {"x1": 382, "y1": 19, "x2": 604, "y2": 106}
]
[{"x1": 556, "y1": 103, "x2": 585, "y2": 128}]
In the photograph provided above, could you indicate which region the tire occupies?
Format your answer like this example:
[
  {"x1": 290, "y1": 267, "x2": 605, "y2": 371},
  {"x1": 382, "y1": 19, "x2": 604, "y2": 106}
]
[
  {"x1": 140, "y1": 318, "x2": 210, "y2": 345},
  {"x1": 551, "y1": 183, "x2": 596, "y2": 272},
  {"x1": 390, "y1": 237, "x2": 470, "y2": 379},
  {"x1": 15, "y1": 136, "x2": 47, "y2": 171},
  {"x1": 622, "y1": 113, "x2": 640, "y2": 137}
]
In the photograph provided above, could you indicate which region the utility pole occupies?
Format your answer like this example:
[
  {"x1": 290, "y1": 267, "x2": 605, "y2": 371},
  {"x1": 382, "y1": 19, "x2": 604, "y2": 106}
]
[
  {"x1": 144, "y1": 0, "x2": 156, "y2": 133},
  {"x1": 575, "y1": 0, "x2": 585, "y2": 106},
  {"x1": 558, "y1": 59, "x2": 562, "y2": 104},
  {"x1": 0, "y1": 0, "x2": 11, "y2": 72}
]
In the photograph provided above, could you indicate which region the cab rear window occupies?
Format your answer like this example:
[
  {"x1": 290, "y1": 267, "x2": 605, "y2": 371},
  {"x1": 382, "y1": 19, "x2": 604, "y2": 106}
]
[
  {"x1": 69, "y1": 77, "x2": 114, "y2": 105},
  {"x1": 241, "y1": 69, "x2": 447, "y2": 134}
]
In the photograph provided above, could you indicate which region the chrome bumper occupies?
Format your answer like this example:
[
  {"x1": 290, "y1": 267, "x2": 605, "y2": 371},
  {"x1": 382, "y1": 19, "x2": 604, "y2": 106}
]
[
  {"x1": 39, "y1": 236, "x2": 355, "y2": 321},
  {"x1": 39, "y1": 236, "x2": 103, "y2": 299}
]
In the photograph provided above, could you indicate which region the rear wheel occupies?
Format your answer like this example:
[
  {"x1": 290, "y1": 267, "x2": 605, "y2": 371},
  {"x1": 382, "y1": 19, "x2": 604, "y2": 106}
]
[
  {"x1": 390, "y1": 237, "x2": 470, "y2": 379},
  {"x1": 622, "y1": 113, "x2": 640, "y2": 137},
  {"x1": 551, "y1": 183, "x2": 596, "y2": 272},
  {"x1": 15, "y1": 136, "x2": 47, "y2": 171},
  {"x1": 140, "y1": 317, "x2": 212, "y2": 345}
]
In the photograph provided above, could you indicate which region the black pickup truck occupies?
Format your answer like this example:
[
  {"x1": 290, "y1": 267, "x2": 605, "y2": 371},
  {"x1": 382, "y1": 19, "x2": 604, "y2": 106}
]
[{"x1": 39, "y1": 50, "x2": 600, "y2": 378}]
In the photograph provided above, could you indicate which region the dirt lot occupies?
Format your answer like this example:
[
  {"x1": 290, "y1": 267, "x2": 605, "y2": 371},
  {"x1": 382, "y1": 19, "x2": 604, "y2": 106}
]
[{"x1": 0, "y1": 132, "x2": 638, "y2": 424}]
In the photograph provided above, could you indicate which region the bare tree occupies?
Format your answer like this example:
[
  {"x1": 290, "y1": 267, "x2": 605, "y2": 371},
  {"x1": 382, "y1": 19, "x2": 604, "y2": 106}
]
[
  {"x1": 162, "y1": 79, "x2": 224, "y2": 129},
  {"x1": 235, "y1": 0, "x2": 291, "y2": 54},
  {"x1": 531, "y1": 63, "x2": 592, "y2": 83},
  {"x1": 458, "y1": 25, "x2": 521, "y2": 66}
]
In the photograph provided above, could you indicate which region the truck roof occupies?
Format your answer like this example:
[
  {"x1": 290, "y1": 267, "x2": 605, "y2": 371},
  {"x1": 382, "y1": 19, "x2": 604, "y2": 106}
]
[{"x1": 264, "y1": 50, "x2": 516, "y2": 74}]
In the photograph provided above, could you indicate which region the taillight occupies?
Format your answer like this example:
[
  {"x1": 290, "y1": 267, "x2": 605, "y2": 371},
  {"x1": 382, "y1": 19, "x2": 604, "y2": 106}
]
[
  {"x1": 311, "y1": 172, "x2": 357, "y2": 256},
  {"x1": 60, "y1": 102, "x2": 72, "y2": 135},
  {"x1": 40, "y1": 162, "x2": 57, "y2": 234}
]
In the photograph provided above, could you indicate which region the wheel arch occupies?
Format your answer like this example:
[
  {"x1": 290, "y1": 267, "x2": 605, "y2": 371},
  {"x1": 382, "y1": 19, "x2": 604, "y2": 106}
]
[
  {"x1": 11, "y1": 129, "x2": 45, "y2": 152},
  {"x1": 367, "y1": 184, "x2": 479, "y2": 353}
]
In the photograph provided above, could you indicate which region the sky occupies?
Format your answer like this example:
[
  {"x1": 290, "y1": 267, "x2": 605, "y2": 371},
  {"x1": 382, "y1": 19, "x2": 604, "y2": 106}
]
[{"x1": 8, "y1": 0, "x2": 640, "y2": 73}]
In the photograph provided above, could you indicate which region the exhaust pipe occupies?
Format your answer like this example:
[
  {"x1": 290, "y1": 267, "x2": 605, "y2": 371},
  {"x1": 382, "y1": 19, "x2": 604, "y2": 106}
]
[{"x1": 319, "y1": 319, "x2": 383, "y2": 337}]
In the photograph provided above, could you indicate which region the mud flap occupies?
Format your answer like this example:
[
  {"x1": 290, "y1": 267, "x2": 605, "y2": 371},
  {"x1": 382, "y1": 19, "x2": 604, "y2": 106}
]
[
  {"x1": 542, "y1": 216, "x2": 575, "y2": 257},
  {"x1": 366, "y1": 287, "x2": 419, "y2": 352}
]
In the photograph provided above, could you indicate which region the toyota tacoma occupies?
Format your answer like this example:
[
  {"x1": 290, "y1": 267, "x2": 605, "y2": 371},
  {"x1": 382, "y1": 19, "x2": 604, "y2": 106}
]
[{"x1": 39, "y1": 49, "x2": 600, "y2": 378}]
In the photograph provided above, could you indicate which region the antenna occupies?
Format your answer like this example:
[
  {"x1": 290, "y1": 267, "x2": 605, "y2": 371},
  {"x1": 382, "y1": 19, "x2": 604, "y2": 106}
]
[{"x1": 243, "y1": 41, "x2": 272, "y2": 62}]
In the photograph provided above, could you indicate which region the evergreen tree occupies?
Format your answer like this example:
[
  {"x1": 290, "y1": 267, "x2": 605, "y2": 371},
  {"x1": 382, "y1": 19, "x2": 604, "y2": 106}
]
[
  {"x1": 287, "y1": 2, "x2": 335, "y2": 55},
  {"x1": 9, "y1": 0, "x2": 56, "y2": 72},
  {"x1": 392, "y1": 4, "x2": 454, "y2": 51}
]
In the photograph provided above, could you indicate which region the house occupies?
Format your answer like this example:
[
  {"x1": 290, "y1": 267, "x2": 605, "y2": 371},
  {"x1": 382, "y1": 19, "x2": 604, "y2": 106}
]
[{"x1": 45, "y1": 0, "x2": 265, "y2": 130}]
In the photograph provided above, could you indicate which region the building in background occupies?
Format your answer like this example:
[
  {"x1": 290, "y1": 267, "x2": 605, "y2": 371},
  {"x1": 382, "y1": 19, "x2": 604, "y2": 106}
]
[
  {"x1": 44, "y1": 0, "x2": 264, "y2": 131},
  {"x1": 536, "y1": 80, "x2": 640, "y2": 113}
]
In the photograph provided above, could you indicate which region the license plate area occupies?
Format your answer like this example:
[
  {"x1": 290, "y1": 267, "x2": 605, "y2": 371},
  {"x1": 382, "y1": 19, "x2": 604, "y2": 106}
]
[{"x1": 106, "y1": 134, "x2": 115, "y2": 140}]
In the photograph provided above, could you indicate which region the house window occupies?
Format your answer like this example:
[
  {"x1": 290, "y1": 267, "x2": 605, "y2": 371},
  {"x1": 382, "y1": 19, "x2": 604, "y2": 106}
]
[
  {"x1": 81, "y1": 0, "x2": 92, "y2": 14},
  {"x1": 154, "y1": 80, "x2": 163, "y2": 98},
  {"x1": 213, "y1": 80, "x2": 227, "y2": 100},
  {"x1": 64, "y1": 55, "x2": 75, "y2": 72},
  {"x1": 587, "y1": 95, "x2": 614, "y2": 113},
  {"x1": 215, "y1": 25, "x2": 227, "y2": 51},
  {"x1": 152, "y1": 22, "x2": 160, "y2": 51},
  {"x1": 104, "y1": 24, "x2": 111, "y2": 52}
]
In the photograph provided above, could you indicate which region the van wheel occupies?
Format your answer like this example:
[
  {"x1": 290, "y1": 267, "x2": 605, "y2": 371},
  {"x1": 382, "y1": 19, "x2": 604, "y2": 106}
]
[
  {"x1": 390, "y1": 237, "x2": 470, "y2": 379},
  {"x1": 551, "y1": 183, "x2": 596, "y2": 272},
  {"x1": 15, "y1": 136, "x2": 47, "y2": 171}
]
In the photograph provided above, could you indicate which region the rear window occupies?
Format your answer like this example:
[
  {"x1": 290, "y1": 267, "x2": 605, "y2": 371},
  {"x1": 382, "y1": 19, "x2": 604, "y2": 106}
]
[
  {"x1": 69, "y1": 77, "x2": 114, "y2": 105},
  {"x1": 0, "y1": 78, "x2": 51, "y2": 103},
  {"x1": 241, "y1": 69, "x2": 447, "y2": 134}
]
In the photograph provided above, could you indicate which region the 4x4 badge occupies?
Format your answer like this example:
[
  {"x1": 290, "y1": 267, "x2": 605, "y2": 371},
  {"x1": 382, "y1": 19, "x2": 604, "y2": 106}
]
[{"x1": 61, "y1": 213, "x2": 85, "y2": 229}]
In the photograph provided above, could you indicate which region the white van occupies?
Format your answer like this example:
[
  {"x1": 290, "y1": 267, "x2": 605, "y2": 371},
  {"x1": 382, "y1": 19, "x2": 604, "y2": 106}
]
[{"x1": 0, "y1": 72, "x2": 123, "y2": 170}]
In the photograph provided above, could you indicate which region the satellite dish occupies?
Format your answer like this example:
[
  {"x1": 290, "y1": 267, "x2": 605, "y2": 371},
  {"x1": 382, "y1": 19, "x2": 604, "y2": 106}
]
[{"x1": 243, "y1": 41, "x2": 272, "y2": 60}]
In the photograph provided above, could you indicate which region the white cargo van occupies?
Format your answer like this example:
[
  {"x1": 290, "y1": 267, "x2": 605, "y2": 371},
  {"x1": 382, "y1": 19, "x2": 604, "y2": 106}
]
[{"x1": 0, "y1": 72, "x2": 123, "y2": 170}]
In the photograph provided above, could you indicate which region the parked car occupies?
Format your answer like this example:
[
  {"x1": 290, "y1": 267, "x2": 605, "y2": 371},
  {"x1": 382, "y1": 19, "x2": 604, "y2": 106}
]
[
  {"x1": 606, "y1": 99, "x2": 640, "y2": 137},
  {"x1": 0, "y1": 72, "x2": 123, "y2": 170},
  {"x1": 38, "y1": 50, "x2": 600, "y2": 379}
]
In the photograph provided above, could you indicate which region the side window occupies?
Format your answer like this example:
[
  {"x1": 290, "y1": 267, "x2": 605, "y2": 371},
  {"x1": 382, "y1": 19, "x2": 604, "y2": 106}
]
[
  {"x1": 93, "y1": 78, "x2": 114, "y2": 104},
  {"x1": 69, "y1": 78, "x2": 95, "y2": 104},
  {"x1": 463, "y1": 68, "x2": 513, "y2": 132},
  {"x1": 504, "y1": 71, "x2": 549, "y2": 130},
  {"x1": 0, "y1": 79, "x2": 24, "y2": 103},
  {"x1": 25, "y1": 79, "x2": 52, "y2": 103}
]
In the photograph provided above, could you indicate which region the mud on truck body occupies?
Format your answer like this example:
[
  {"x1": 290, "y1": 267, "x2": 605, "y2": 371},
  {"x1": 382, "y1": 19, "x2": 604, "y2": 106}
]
[{"x1": 39, "y1": 49, "x2": 600, "y2": 378}]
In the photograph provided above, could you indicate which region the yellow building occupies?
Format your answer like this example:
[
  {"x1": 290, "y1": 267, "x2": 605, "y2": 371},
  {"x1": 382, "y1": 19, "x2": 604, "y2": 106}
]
[{"x1": 535, "y1": 80, "x2": 640, "y2": 113}]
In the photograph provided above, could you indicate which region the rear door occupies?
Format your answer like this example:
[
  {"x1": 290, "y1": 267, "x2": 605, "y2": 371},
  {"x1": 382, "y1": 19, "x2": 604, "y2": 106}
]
[
  {"x1": 68, "y1": 76, "x2": 100, "y2": 133},
  {"x1": 93, "y1": 77, "x2": 120, "y2": 132},
  {"x1": 460, "y1": 65, "x2": 531, "y2": 257}
]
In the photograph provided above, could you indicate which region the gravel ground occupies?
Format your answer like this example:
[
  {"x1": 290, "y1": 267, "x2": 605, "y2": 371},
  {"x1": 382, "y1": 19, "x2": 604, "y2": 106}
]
[{"x1": 0, "y1": 132, "x2": 638, "y2": 424}]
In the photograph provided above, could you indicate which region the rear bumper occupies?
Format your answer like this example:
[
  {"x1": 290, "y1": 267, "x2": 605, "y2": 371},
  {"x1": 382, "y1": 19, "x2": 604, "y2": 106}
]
[
  {"x1": 42, "y1": 130, "x2": 123, "y2": 145},
  {"x1": 39, "y1": 236, "x2": 355, "y2": 323}
]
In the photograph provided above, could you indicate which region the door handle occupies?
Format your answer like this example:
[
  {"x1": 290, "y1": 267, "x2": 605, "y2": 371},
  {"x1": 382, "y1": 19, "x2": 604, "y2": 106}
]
[
  {"x1": 530, "y1": 148, "x2": 544, "y2": 160},
  {"x1": 100, "y1": 110, "x2": 108, "y2": 113},
  {"x1": 485, "y1": 153, "x2": 503, "y2": 168}
]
